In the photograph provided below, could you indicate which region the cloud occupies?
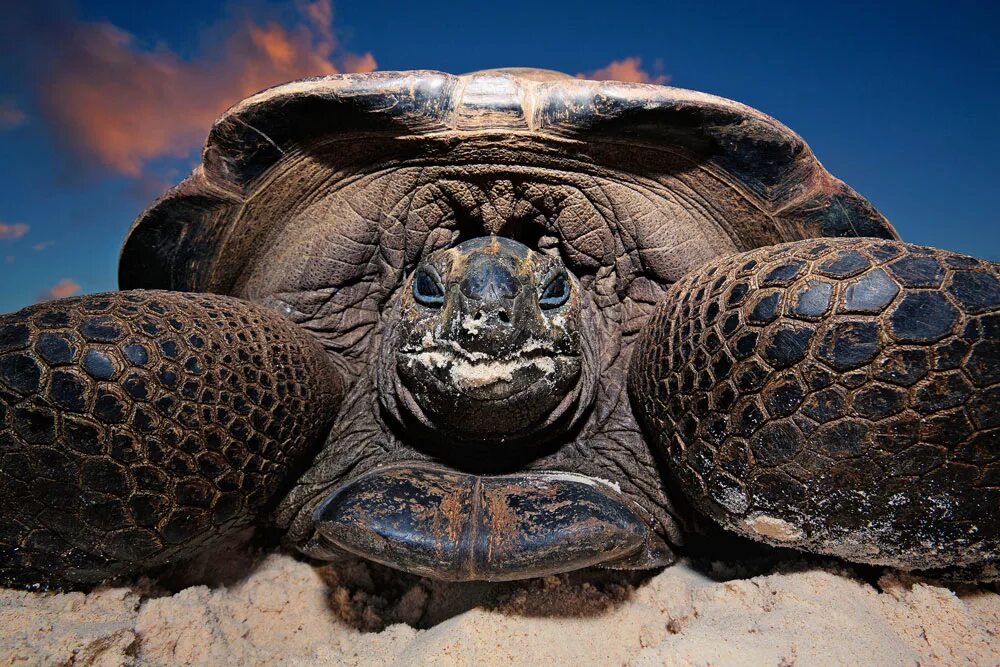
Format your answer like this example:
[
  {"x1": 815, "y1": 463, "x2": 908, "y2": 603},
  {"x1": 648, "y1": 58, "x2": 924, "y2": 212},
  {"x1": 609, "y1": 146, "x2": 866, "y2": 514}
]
[
  {"x1": 31, "y1": 0, "x2": 376, "y2": 177},
  {"x1": 36, "y1": 278, "x2": 81, "y2": 302},
  {"x1": 579, "y1": 58, "x2": 669, "y2": 85},
  {"x1": 0, "y1": 101, "x2": 26, "y2": 129},
  {"x1": 0, "y1": 222, "x2": 30, "y2": 240}
]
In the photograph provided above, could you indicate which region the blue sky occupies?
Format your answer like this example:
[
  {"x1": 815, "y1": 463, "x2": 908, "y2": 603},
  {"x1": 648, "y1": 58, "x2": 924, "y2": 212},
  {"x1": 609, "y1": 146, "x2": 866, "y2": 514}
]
[{"x1": 0, "y1": 0, "x2": 997, "y2": 311}]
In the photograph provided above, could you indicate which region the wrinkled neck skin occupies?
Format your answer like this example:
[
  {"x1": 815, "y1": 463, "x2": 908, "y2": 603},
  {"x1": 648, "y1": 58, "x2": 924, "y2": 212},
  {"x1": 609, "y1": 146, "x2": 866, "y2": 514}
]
[{"x1": 375, "y1": 283, "x2": 603, "y2": 470}]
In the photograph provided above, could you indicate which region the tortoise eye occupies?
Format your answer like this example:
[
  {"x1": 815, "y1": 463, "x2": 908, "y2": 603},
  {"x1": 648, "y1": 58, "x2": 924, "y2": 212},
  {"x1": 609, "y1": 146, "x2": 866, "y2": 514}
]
[
  {"x1": 413, "y1": 268, "x2": 445, "y2": 307},
  {"x1": 539, "y1": 272, "x2": 570, "y2": 309}
]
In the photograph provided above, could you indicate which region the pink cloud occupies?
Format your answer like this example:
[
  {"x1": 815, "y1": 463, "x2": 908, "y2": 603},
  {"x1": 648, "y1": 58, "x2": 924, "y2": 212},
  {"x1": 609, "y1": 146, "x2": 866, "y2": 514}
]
[
  {"x1": 0, "y1": 223, "x2": 29, "y2": 240},
  {"x1": 36, "y1": 278, "x2": 81, "y2": 303},
  {"x1": 579, "y1": 57, "x2": 669, "y2": 85},
  {"x1": 0, "y1": 101, "x2": 26, "y2": 129},
  {"x1": 35, "y1": 0, "x2": 377, "y2": 177}
]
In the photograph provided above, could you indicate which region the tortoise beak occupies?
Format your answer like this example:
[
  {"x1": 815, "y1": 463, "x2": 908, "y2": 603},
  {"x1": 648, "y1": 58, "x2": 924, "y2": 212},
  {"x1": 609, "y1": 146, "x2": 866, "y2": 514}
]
[{"x1": 312, "y1": 464, "x2": 671, "y2": 581}]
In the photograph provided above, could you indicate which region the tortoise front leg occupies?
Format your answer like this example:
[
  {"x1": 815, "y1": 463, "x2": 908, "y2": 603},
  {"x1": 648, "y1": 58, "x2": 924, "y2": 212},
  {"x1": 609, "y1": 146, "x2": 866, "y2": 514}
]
[
  {"x1": 629, "y1": 238, "x2": 999, "y2": 578},
  {"x1": 0, "y1": 290, "x2": 345, "y2": 589}
]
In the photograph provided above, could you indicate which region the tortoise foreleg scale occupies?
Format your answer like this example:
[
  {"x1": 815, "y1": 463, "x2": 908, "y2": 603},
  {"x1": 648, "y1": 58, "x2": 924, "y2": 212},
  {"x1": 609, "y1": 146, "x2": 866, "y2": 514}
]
[
  {"x1": 0, "y1": 290, "x2": 345, "y2": 589},
  {"x1": 629, "y1": 238, "x2": 999, "y2": 578}
]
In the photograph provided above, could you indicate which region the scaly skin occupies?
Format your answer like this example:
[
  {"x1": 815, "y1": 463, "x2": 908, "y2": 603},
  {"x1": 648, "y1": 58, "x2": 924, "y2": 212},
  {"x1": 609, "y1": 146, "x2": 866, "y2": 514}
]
[
  {"x1": 0, "y1": 291, "x2": 344, "y2": 589},
  {"x1": 630, "y1": 238, "x2": 1000, "y2": 576}
]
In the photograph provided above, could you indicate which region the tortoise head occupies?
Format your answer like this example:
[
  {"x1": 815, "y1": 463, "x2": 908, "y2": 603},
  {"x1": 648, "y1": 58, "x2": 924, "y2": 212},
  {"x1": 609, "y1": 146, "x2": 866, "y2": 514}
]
[{"x1": 380, "y1": 237, "x2": 599, "y2": 445}]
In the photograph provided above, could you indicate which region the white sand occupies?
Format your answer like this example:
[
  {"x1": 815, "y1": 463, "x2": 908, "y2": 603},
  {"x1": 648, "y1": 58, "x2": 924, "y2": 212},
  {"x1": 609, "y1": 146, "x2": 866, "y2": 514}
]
[{"x1": 1, "y1": 551, "x2": 997, "y2": 666}]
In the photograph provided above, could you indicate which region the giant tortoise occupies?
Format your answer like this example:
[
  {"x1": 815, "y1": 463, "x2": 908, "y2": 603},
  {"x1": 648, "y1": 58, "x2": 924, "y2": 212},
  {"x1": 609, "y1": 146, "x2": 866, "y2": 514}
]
[{"x1": 1, "y1": 68, "x2": 997, "y2": 589}]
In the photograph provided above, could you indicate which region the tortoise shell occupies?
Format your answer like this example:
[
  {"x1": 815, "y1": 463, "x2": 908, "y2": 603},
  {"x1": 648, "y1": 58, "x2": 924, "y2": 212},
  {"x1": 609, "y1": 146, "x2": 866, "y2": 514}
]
[{"x1": 120, "y1": 67, "x2": 894, "y2": 299}]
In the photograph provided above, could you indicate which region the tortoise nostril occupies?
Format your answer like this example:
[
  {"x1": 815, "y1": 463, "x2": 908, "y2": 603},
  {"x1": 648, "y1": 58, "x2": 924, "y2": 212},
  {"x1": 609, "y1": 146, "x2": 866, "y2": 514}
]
[{"x1": 471, "y1": 308, "x2": 510, "y2": 324}]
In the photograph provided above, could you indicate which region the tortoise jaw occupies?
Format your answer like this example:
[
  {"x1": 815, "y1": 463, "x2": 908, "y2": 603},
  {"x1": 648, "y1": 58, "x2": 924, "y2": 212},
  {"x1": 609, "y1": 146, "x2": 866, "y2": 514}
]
[
  {"x1": 312, "y1": 464, "x2": 671, "y2": 581},
  {"x1": 397, "y1": 347, "x2": 565, "y2": 398}
]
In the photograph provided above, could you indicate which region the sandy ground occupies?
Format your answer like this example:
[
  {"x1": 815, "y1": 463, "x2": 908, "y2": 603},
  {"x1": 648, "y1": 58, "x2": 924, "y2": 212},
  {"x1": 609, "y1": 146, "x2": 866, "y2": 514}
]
[{"x1": 1, "y1": 548, "x2": 998, "y2": 667}]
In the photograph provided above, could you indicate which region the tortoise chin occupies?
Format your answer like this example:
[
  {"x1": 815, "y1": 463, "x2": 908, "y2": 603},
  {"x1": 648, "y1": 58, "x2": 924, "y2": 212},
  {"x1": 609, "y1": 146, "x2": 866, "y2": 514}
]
[
  {"x1": 380, "y1": 237, "x2": 598, "y2": 444},
  {"x1": 395, "y1": 345, "x2": 582, "y2": 441}
]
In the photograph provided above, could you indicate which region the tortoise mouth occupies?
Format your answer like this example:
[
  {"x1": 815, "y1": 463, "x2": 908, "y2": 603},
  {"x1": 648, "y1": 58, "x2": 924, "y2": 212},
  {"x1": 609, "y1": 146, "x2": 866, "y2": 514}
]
[
  {"x1": 311, "y1": 463, "x2": 671, "y2": 581},
  {"x1": 397, "y1": 345, "x2": 567, "y2": 399},
  {"x1": 399, "y1": 338, "x2": 559, "y2": 363}
]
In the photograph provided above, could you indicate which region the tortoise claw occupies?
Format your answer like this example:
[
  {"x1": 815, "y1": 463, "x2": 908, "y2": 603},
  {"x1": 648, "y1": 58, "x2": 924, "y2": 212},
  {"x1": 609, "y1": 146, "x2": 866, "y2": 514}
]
[{"x1": 313, "y1": 464, "x2": 659, "y2": 581}]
